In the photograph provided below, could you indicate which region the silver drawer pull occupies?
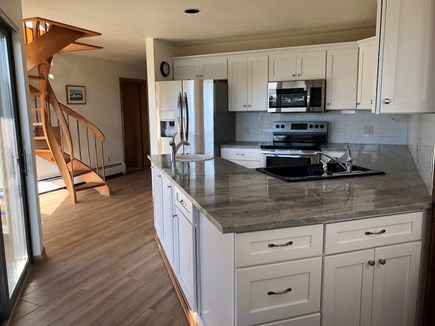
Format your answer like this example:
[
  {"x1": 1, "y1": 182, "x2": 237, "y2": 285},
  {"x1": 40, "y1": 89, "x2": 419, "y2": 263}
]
[
  {"x1": 268, "y1": 241, "x2": 293, "y2": 248},
  {"x1": 365, "y1": 229, "x2": 386, "y2": 236},
  {"x1": 267, "y1": 287, "x2": 292, "y2": 295},
  {"x1": 236, "y1": 153, "x2": 245, "y2": 156}
]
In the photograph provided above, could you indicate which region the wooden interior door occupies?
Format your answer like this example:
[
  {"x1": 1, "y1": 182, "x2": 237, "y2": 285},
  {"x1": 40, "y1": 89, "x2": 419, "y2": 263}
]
[{"x1": 120, "y1": 78, "x2": 150, "y2": 171}]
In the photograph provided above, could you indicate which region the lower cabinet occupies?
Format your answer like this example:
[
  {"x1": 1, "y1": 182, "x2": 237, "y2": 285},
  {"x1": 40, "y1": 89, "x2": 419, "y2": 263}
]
[{"x1": 236, "y1": 258, "x2": 321, "y2": 326}]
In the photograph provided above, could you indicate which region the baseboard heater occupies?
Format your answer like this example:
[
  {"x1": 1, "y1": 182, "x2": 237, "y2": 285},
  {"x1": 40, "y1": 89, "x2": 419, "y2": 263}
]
[{"x1": 37, "y1": 162, "x2": 126, "y2": 194}]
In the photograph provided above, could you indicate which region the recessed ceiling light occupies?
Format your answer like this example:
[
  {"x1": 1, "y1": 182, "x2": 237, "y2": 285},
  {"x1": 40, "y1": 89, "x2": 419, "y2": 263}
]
[{"x1": 184, "y1": 8, "x2": 202, "y2": 14}]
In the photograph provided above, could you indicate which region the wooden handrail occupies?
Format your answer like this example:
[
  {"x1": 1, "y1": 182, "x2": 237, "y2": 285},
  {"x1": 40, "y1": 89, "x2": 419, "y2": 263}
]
[
  {"x1": 23, "y1": 17, "x2": 101, "y2": 38},
  {"x1": 59, "y1": 103, "x2": 105, "y2": 142}
]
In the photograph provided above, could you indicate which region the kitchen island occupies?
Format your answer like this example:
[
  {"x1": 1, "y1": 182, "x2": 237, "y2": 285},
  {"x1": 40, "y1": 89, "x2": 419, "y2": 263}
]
[{"x1": 149, "y1": 144, "x2": 432, "y2": 326}]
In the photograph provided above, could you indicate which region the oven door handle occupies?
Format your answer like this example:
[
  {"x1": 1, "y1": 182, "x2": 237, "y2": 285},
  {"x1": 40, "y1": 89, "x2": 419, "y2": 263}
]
[{"x1": 262, "y1": 152, "x2": 313, "y2": 158}]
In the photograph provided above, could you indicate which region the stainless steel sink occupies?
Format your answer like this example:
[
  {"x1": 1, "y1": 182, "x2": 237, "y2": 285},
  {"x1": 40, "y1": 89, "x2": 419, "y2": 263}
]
[{"x1": 256, "y1": 162, "x2": 385, "y2": 182}]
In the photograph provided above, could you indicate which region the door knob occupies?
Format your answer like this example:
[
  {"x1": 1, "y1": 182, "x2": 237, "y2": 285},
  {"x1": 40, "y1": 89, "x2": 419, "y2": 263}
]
[{"x1": 383, "y1": 98, "x2": 391, "y2": 104}]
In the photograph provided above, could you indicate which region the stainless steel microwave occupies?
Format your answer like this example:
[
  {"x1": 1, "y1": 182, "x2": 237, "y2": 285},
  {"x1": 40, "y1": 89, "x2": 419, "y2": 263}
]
[{"x1": 268, "y1": 80, "x2": 326, "y2": 113}]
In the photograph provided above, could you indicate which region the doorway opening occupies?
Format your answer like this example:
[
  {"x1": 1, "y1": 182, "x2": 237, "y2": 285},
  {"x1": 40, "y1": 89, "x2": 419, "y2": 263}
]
[{"x1": 119, "y1": 78, "x2": 150, "y2": 173}]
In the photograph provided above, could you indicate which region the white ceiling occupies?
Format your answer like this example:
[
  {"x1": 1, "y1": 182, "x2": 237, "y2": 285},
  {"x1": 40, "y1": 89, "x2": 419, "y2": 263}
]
[{"x1": 21, "y1": 0, "x2": 377, "y2": 65}]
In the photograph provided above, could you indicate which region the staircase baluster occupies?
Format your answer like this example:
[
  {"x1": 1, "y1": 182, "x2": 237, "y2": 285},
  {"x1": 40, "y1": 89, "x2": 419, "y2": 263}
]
[
  {"x1": 101, "y1": 143, "x2": 106, "y2": 179},
  {"x1": 94, "y1": 135, "x2": 99, "y2": 174},
  {"x1": 86, "y1": 128, "x2": 91, "y2": 168},
  {"x1": 77, "y1": 120, "x2": 82, "y2": 161}
]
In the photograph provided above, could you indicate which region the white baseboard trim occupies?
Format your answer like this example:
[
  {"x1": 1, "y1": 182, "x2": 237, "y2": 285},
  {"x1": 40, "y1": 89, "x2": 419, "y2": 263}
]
[{"x1": 37, "y1": 162, "x2": 126, "y2": 194}]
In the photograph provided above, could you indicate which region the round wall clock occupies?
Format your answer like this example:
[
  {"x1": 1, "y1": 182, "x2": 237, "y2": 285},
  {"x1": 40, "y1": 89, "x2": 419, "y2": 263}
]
[{"x1": 160, "y1": 61, "x2": 171, "y2": 77}]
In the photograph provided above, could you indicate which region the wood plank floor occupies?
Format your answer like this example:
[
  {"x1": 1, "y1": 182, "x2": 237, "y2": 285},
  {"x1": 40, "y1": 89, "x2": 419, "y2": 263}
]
[{"x1": 11, "y1": 170, "x2": 188, "y2": 326}]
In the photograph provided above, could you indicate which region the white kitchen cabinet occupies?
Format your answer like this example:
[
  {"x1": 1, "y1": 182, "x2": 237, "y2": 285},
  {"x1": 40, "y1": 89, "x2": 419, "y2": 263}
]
[
  {"x1": 376, "y1": 0, "x2": 435, "y2": 113},
  {"x1": 228, "y1": 55, "x2": 268, "y2": 112},
  {"x1": 161, "y1": 175, "x2": 175, "y2": 267},
  {"x1": 323, "y1": 212, "x2": 424, "y2": 326},
  {"x1": 269, "y1": 51, "x2": 326, "y2": 81},
  {"x1": 221, "y1": 147, "x2": 262, "y2": 168},
  {"x1": 322, "y1": 235, "x2": 422, "y2": 326},
  {"x1": 173, "y1": 57, "x2": 227, "y2": 80},
  {"x1": 237, "y1": 257, "x2": 322, "y2": 326},
  {"x1": 357, "y1": 37, "x2": 376, "y2": 110},
  {"x1": 151, "y1": 165, "x2": 163, "y2": 238},
  {"x1": 326, "y1": 48, "x2": 358, "y2": 110}
]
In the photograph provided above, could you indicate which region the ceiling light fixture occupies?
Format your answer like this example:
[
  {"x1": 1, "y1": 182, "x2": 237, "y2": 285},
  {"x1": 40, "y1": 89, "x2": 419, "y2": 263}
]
[{"x1": 184, "y1": 8, "x2": 202, "y2": 14}]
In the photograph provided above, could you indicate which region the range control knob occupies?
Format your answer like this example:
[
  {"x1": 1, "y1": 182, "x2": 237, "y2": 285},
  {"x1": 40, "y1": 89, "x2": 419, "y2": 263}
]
[
  {"x1": 320, "y1": 124, "x2": 324, "y2": 129},
  {"x1": 280, "y1": 124, "x2": 285, "y2": 129},
  {"x1": 275, "y1": 124, "x2": 280, "y2": 129},
  {"x1": 315, "y1": 124, "x2": 319, "y2": 129},
  {"x1": 309, "y1": 124, "x2": 314, "y2": 129}
]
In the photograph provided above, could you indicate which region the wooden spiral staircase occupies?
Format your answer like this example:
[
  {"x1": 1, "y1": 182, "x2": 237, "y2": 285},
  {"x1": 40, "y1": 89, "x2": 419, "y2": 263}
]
[{"x1": 23, "y1": 17, "x2": 110, "y2": 203}]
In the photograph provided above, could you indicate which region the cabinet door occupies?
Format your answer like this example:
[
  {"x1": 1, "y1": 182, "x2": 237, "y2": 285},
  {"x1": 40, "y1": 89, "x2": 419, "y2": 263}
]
[
  {"x1": 326, "y1": 48, "x2": 358, "y2": 110},
  {"x1": 377, "y1": 0, "x2": 434, "y2": 113},
  {"x1": 228, "y1": 57, "x2": 248, "y2": 111},
  {"x1": 200, "y1": 57, "x2": 227, "y2": 79},
  {"x1": 161, "y1": 176, "x2": 175, "y2": 266},
  {"x1": 357, "y1": 43, "x2": 376, "y2": 110},
  {"x1": 322, "y1": 249, "x2": 374, "y2": 326},
  {"x1": 151, "y1": 167, "x2": 163, "y2": 238},
  {"x1": 248, "y1": 55, "x2": 268, "y2": 111},
  {"x1": 173, "y1": 59, "x2": 200, "y2": 80},
  {"x1": 269, "y1": 53, "x2": 298, "y2": 81},
  {"x1": 297, "y1": 51, "x2": 326, "y2": 80},
  {"x1": 176, "y1": 206, "x2": 196, "y2": 310},
  {"x1": 371, "y1": 242, "x2": 421, "y2": 326}
]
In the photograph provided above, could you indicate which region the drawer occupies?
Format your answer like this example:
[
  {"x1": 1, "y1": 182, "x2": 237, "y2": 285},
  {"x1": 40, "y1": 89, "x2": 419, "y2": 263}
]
[
  {"x1": 236, "y1": 257, "x2": 321, "y2": 326},
  {"x1": 221, "y1": 147, "x2": 261, "y2": 161},
  {"x1": 259, "y1": 313, "x2": 320, "y2": 326},
  {"x1": 174, "y1": 187, "x2": 193, "y2": 223},
  {"x1": 236, "y1": 225, "x2": 323, "y2": 267},
  {"x1": 324, "y1": 211, "x2": 423, "y2": 254}
]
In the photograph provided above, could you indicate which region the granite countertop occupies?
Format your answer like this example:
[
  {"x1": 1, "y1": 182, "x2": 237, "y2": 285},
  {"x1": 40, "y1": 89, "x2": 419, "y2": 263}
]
[{"x1": 149, "y1": 145, "x2": 432, "y2": 233}]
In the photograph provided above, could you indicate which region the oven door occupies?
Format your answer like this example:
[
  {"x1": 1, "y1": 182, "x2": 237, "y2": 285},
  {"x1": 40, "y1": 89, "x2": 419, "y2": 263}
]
[{"x1": 261, "y1": 151, "x2": 319, "y2": 168}]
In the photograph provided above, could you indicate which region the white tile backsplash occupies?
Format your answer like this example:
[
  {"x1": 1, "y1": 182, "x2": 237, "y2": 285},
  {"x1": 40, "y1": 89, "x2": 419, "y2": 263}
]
[
  {"x1": 408, "y1": 114, "x2": 435, "y2": 194},
  {"x1": 235, "y1": 111, "x2": 410, "y2": 144}
]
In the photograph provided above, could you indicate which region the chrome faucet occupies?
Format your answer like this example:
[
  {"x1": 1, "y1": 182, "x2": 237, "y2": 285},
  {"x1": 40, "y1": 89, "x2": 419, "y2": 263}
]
[
  {"x1": 169, "y1": 132, "x2": 190, "y2": 162},
  {"x1": 315, "y1": 145, "x2": 353, "y2": 174}
]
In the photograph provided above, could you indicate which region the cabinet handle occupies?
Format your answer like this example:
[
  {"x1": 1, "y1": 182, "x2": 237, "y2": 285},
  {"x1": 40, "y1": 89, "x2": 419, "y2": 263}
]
[
  {"x1": 368, "y1": 260, "x2": 375, "y2": 266},
  {"x1": 268, "y1": 240, "x2": 293, "y2": 248},
  {"x1": 292, "y1": 74, "x2": 296, "y2": 77},
  {"x1": 297, "y1": 74, "x2": 301, "y2": 76},
  {"x1": 167, "y1": 185, "x2": 171, "y2": 189},
  {"x1": 356, "y1": 102, "x2": 361, "y2": 105},
  {"x1": 236, "y1": 153, "x2": 245, "y2": 156},
  {"x1": 243, "y1": 105, "x2": 247, "y2": 108},
  {"x1": 379, "y1": 258, "x2": 387, "y2": 265},
  {"x1": 327, "y1": 103, "x2": 331, "y2": 106},
  {"x1": 180, "y1": 199, "x2": 185, "y2": 204},
  {"x1": 157, "y1": 175, "x2": 162, "y2": 178},
  {"x1": 200, "y1": 75, "x2": 204, "y2": 77},
  {"x1": 248, "y1": 105, "x2": 251, "y2": 108},
  {"x1": 267, "y1": 287, "x2": 292, "y2": 295},
  {"x1": 173, "y1": 214, "x2": 177, "y2": 219},
  {"x1": 383, "y1": 98, "x2": 391, "y2": 104},
  {"x1": 365, "y1": 229, "x2": 386, "y2": 236},
  {"x1": 196, "y1": 75, "x2": 200, "y2": 77}
]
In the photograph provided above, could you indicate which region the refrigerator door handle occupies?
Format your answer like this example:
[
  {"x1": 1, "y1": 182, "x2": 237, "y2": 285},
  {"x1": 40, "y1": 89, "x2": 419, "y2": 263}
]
[
  {"x1": 184, "y1": 92, "x2": 189, "y2": 142},
  {"x1": 178, "y1": 92, "x2": 184, "y2": 142}
]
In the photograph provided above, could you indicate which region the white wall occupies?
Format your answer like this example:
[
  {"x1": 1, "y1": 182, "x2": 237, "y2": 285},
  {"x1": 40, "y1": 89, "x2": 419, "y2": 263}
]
[
  {"x1": 146, "y1": 38, "x2": 181, "y2": 154},
  {"x1": 36, "y1": 53, "x2": 147, "y2": 180},
  {"x1": 408, "y1": 114, "x2": 435, "y2": 194},
  {"x1": 0, "y1": 1, "x2": 43, "y2": 255}
]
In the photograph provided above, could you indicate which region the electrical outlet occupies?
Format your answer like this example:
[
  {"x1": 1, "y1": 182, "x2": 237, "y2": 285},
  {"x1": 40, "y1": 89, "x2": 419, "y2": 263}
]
[{"x1": 363, "y1": 125, "x2": 374, "y2": 136}]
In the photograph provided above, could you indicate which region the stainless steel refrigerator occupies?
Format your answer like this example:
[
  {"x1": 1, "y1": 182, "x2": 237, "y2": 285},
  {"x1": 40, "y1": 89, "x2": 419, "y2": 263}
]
[{"x1": 156, "y1": 79, "x2": 235, "y2": 156}]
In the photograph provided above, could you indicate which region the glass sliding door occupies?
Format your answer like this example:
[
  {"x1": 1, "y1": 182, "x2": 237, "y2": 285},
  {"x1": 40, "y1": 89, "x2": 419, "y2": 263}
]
[{"x1": 0, "y1": 20, "x2": 31, "y2": 321}]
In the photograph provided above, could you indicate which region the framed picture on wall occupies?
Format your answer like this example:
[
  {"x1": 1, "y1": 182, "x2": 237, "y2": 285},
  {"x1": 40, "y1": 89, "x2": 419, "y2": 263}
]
[{"x1": 66, "y1": 85, "x2": 86, "y2": 104}]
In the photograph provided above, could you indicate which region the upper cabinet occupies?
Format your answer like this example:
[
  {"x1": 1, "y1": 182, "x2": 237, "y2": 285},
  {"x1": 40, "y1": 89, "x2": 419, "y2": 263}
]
[
  {"x1": 326, "y1": 47, "x2": 359, "y2": 110},
  {"x1": 173, "y1": 57, "x2": 228, "y2": 80},
  {"x1": 228, "y1": 55, "x2": 268, "y2": 112},
  {"x1": 269, "y1": 50, "x2": 326, "y2": 81},
  {"x1": 376, "y1": 0, "x2": 435, "y2": 113},
  {"x1": 357, "y1": 37, "x2": 377, "y2": 110}
]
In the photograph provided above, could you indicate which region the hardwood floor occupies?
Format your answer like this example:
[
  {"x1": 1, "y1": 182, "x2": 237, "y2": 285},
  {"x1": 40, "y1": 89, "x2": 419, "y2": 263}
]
[{"x1": 11, "y1": 169, "x2": 188, "y2": 326}]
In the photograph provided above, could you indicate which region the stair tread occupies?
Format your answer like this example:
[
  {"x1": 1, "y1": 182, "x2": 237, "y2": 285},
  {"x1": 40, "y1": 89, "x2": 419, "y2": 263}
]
[
  {"x1": 75, "y1": 182, "x2": 106, "y2": 192},
  {"x1": 33, "y1": 122, "x2": 43, "y2": 126},
  {"x1": 34, "y1": 136, "x2": 46, "y2": 140}
]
